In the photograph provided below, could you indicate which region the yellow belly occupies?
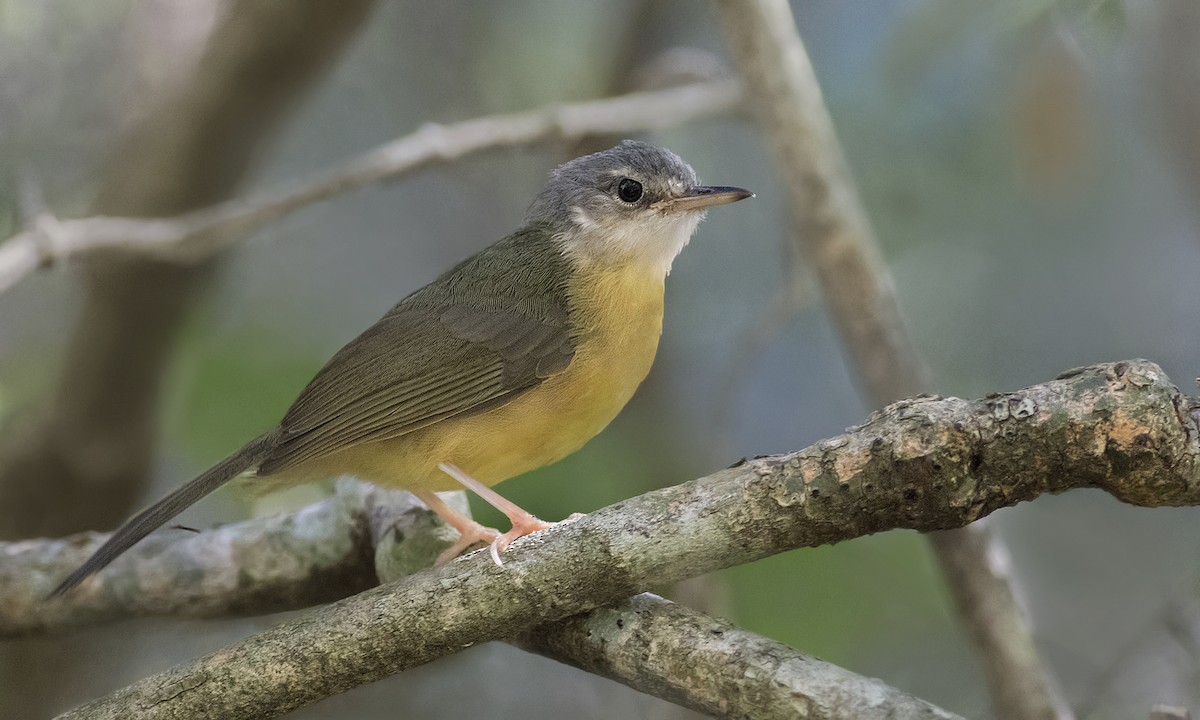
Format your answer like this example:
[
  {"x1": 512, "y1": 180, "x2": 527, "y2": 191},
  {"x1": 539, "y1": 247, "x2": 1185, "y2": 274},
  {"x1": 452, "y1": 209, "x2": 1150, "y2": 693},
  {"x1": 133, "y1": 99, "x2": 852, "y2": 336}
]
[{"x1": 304, "y1": 266, "x2": 666, "y2": 491}]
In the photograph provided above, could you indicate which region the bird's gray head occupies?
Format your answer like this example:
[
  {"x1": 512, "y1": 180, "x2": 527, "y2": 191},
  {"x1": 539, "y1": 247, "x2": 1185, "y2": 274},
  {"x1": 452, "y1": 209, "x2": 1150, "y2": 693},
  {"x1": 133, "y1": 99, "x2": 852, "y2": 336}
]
[{"x1": 526, "y1": 140, "x2": 751, "y2": 276}]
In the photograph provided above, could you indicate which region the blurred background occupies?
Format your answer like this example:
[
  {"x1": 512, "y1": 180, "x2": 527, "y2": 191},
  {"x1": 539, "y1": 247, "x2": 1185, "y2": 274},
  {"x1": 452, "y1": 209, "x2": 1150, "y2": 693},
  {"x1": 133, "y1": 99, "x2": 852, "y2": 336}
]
[{"x1": 3, "y1": 0, "x2": 1200, "y2": 718}]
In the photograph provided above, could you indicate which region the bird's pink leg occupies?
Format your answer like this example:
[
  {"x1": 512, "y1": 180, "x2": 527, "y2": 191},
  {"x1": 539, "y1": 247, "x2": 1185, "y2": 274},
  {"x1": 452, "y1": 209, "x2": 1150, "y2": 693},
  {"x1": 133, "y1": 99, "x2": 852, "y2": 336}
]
[
  {"x1": 414, "y1": 489, "x2": 500, "y2": 566},
  {"x1": 438, "y1": 462, "x2": 579, "y2": 566}
]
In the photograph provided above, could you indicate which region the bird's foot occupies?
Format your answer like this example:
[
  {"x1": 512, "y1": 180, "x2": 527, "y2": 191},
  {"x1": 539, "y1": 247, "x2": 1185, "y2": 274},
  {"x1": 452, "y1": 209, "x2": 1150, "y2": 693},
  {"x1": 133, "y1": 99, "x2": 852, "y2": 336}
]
[
  {"x1": 435, "y1": 520, "x2": 501, "y2": 566},
  {"x1": 438, "y1": 462, "x2": 585, "y2": 566},
  {"x1": 488, "y1": 511, "x2": 585, "y2": 566},
  {"x1": 415, "y1": 489, "x2": 501, "y2": 566}
]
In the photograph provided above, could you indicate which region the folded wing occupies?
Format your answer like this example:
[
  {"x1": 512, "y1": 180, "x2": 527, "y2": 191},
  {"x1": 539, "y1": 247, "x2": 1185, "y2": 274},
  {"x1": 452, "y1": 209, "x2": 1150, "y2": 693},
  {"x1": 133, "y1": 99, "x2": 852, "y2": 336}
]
[{"x1": 258, "y1": 226, "x2": 575, "y2": 475}]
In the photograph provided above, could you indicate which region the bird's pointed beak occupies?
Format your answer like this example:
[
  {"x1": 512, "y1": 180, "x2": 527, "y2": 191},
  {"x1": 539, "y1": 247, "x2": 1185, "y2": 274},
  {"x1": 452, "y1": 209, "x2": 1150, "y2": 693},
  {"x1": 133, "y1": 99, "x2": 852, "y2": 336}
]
[{"x1": 655, "y1": 185, "x2": 754, "y2": 213}]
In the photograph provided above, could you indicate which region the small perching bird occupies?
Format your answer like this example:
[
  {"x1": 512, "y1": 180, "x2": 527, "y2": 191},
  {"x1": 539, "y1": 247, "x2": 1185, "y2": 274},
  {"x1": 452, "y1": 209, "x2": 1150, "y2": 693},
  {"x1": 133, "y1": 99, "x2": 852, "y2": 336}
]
[{"x1": 51, "y1": 140, "x2": 752, "y2": 595}]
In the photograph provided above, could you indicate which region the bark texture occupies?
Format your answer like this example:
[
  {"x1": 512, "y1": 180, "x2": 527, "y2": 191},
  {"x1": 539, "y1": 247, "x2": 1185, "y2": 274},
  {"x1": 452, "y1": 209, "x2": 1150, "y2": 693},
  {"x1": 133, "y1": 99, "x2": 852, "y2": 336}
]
[
  {"x1": 0, "y1": 79, "x2": 740, "y2": 292},
  {"x1": 48, "y1": 360, "x2": 1200, "y2": 719},
  {"x1": 521, "y1": 594, "x2": 963, "y2": 720},
  {"x1": 1, "y1": 482, "x2": 453, "y2": 636}
]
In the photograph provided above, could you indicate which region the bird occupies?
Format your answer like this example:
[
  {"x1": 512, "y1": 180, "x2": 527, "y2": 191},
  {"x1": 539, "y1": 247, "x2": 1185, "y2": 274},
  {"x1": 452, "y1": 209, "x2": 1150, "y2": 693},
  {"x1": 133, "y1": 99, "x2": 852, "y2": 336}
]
[{"x1": 50, "y1": 140, "x2": 752, "y2": 595}]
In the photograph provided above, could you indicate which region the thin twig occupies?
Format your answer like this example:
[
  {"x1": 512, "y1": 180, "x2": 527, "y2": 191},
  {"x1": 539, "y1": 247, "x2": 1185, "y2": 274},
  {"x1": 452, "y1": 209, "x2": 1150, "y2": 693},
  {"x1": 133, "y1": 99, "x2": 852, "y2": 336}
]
[
  {"x1": 715, "y1": 2, "x2": 1073, "y2": 718},
  {"x1": 43, "y1": 360, "x2": 1200, "y2": 718},
  {"x1": 1150, "y1": 705, "x2": 1192, "y2": 720},
  {"x1": 0, "y1": 80, "x2": 740, "y2": 295}
]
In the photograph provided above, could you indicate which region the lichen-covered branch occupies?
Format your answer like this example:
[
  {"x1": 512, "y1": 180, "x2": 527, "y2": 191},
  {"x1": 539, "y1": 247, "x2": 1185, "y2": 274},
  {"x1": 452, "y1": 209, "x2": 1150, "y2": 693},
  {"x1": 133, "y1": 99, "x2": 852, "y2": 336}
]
[
  {"x1": 0, "y1": 80, "x2": 739, "y2": 295},
  {"x1": 12, "y1": 484, "x2": 962, "y2": 720},
  {"x1": 0, "y1": 482, "x2": 455, "y2": 637},
  {"x1": 520, "y1": 594, "x2": 964, "y2": 720},
  {"x1": 715, "y1": 2, "x2": 1072, "y2": 718},
  {"x1": 49, "y1": 360, "x2": 1200, "y2": 719},
  {"x1": 8, "y1": 486, "x2": 958, "y2": 719}
]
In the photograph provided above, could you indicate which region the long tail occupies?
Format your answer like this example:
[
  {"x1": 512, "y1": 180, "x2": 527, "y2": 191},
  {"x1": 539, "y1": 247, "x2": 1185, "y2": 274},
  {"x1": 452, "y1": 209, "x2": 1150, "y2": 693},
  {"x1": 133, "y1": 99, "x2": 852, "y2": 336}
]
[{"x1": 49, "y1": 431, "x2": 278, "y2": 597}]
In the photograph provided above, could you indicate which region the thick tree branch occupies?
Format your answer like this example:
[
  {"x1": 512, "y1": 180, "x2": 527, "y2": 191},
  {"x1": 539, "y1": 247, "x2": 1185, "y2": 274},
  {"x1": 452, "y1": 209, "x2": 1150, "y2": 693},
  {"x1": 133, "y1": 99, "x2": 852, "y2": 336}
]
[
  {"x1": 715, "y1": 2, "x2": 1072, "y2": 718},
  {"x1": 520, "y1": 594, "x2": 963, "y2": 720},
  {"x1": 6, "y1": 487, "x2": 958, "y2": 719},
  {"x1": 0, "y1": 80, "x2": 740, "y2": 295},
  {"x1": 375, "y1": 509, "x2": 951, "y2": 720},
  {"x1": 45, "y1": 360, "x2": 1200, "y2": 718}
]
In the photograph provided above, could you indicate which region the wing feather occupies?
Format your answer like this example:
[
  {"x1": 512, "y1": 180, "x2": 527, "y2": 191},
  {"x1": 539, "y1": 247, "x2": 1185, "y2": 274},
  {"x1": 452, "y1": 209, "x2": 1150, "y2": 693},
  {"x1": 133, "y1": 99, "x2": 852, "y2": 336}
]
[{"x1": 258, "y1": 225, "x2": 575, "y2": 475}]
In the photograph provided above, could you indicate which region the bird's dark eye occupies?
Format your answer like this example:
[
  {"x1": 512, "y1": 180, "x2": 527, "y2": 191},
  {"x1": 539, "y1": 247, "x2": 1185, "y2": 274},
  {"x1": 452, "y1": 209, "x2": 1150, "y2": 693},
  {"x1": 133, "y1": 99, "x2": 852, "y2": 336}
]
[{"x1": 617, "y1": 178, "x2": 643, "y2": 203}]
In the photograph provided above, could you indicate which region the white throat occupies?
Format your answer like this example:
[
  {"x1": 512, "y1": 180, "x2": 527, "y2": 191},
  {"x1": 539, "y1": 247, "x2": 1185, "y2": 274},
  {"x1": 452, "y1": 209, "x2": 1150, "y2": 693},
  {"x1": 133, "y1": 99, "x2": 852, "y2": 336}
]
[{"x1": 561, "y1": 208, "x2": 704, "y2": 277}]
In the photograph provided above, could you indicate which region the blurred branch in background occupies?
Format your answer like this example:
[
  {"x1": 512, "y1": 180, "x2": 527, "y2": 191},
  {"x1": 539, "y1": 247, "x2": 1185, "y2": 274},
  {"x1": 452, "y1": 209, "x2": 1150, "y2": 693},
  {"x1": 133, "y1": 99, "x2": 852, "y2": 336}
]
[
  {"x1": 519, "y1": 594, "x2": 961, "y2": 720},
  {"x1": 0, "y1": 0, "x2": 375, "y2": 538},
  {"x1": 1011, "y1": 22, "x2": 1090, "y2": 200},
  {"x1": 0, "y1": 0, "x2": 376, "y2": 716},
  {"x1": 1145, "y1": 0, "x2": 1200, "y2": 224},
  {"x1": 566, "y1": 0, "x2": 670, "y2": 159},
  {"x1": 0, "y1": 80, "x2": 740, "y2": 295},
  {"x1": 715, "y1": 2, "x2": 1073, "y2": 718},
  {"x1": 716, "y1": 0, "x2": 928, "y2": 402},
  {"x1": 43, "y1": 359, "x2": 1200, "y2": 719},
  {"x1": 1151, "y1": 706, "x2": 1193, "y2": 720}
]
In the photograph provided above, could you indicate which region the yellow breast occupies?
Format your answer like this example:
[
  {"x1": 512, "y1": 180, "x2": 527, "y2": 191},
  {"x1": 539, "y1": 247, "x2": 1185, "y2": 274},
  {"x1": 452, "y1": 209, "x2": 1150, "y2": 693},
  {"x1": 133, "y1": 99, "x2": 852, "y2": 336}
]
[{"x1": 357, "y1": 264, "x2": 666, "y2": 491}]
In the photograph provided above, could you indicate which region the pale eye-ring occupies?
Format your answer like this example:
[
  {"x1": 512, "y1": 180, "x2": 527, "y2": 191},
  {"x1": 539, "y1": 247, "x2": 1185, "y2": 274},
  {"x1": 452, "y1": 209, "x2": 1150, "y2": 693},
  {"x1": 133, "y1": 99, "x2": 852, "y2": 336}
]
[{"x1": 617, "y1": 178, "x2": 643, "y2": 203}]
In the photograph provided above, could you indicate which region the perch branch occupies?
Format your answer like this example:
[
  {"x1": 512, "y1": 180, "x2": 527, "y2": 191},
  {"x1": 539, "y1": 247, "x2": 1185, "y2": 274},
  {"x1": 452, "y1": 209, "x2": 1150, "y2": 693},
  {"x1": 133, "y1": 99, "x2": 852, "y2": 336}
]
[
  {"x1": 0, "y1": 80, "x2": 740, "y2": 295},
  {"x1": 8, "y1": 487, "x2": 960, "y2": 720},
  {"x1": 46, "y1": 360, "x2": 1200, "y2": 718},
  {"x1": 380, "y1": 510, "x2": 956, "y2": 720}
]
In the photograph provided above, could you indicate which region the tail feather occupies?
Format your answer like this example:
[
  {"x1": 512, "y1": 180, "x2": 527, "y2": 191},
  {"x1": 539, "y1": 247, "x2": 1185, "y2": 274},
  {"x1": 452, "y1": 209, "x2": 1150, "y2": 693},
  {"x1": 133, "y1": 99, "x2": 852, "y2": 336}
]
[{"x1": 49, "y1": 432, "x2": 278, "y2": 597}]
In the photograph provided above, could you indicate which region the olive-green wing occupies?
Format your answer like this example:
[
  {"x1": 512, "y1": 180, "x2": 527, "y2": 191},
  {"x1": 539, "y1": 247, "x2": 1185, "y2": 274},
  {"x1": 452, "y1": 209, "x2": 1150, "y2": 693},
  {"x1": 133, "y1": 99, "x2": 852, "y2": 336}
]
[{"x1": 257, "y1": 227, "x2": 575, "y2": 476}]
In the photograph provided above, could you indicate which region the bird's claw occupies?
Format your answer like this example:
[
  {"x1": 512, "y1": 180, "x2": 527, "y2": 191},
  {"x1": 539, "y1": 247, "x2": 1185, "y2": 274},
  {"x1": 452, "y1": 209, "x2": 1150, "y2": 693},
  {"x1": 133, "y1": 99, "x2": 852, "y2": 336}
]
[
  {"x1": 434, "y1": 523, "x2": 500, "y2": 567},
  {"x1": 488, "y1": 512, "x2": 585, "y2": 566}
]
